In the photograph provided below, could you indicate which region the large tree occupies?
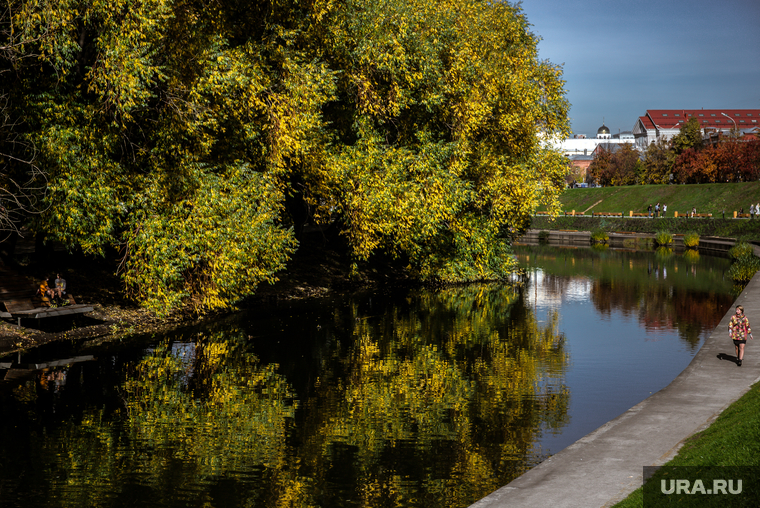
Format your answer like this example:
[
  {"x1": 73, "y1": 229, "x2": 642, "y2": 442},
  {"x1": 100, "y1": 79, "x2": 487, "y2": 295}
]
[{"x1": 3, "y1": 0, "x2": 570, "y2": 313}]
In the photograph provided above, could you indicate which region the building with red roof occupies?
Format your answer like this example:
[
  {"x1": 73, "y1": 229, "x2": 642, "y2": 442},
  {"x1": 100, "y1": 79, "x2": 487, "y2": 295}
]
[{"x1": 633, "y1": 109, "x2": 760, "y2": 149}]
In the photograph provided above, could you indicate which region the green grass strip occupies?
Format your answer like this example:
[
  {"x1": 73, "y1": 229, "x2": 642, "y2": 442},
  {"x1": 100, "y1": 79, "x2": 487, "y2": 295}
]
[{"x1": 612, "y1": 381, "x2": 760, "y2": 507}]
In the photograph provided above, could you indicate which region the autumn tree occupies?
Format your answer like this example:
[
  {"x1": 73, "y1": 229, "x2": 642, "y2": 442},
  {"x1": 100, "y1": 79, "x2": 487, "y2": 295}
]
[
  {"x1": 672, "y1": 147, "x2": 717, "y2": 184},
  {"x1": 4, "y1": 0, "x2": 570, "y2": 314},
  {"x1": 588, "y1": 143, "x2": 640, "y2": 186},
  {"x1": 587, "y1": 147, "x2": 612, "y2": 186},
  {"x1": 711, "y1": 137, "x2": 759, "y2": 182},
  {"x1": 641, "y1": 138, "x2": 674, "y2": 185}
]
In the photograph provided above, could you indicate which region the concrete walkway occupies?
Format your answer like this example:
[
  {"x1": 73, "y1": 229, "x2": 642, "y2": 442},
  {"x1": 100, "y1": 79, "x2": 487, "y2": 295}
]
[{"x1": 471, "y1": 251, "x2": 760, "y2": 508}]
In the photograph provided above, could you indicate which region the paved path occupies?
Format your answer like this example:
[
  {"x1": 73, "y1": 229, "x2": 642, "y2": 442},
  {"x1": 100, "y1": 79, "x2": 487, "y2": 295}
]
[{"x1": 471, "y1": 252, "x2": 760, "y2": 508}]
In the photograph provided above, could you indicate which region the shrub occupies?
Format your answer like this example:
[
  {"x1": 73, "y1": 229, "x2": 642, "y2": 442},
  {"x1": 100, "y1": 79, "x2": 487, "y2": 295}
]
[
  {"x1": 655, "y1": 230, "x2": 673, "y2": 246},
  {"x1": 538, "y1": 230, "x2": 551, "y2": 243},
  {"x1": 728, "y1": 254, "x2": 760, "y2": 283},
  {"x1": 590, "y1": 229, "x2": 609, "y2": 244},
  {"x1": 682, "y1": 232, "x2": 700, "y2": 249},
  {"x1": 729, "y1": 241, "x2": 754, "y2": 260}
]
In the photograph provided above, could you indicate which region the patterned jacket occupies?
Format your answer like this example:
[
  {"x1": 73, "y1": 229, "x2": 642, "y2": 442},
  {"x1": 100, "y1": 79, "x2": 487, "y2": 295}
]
[{"x1": 729, "y1": 314, "x2": 752, "y2": 340}]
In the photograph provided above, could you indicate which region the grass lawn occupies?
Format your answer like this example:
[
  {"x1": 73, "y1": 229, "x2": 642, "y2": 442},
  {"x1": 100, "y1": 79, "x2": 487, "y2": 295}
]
[
  {"x1": 612, "y1": 381, "x2": 760, "y2": 507},
  {"x1": 542, "y1": 182, "x2": 760, "y2": 217}
]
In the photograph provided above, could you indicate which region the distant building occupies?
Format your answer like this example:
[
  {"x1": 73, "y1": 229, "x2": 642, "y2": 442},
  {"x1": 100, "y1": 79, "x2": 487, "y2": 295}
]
[
  {"x1": 703, "y1": 126, "x2": 760, "y2": 146},
  {"x1": 633, "y1": 109, "x2": 760, "y2": 149},
  {"x1": 554, "y1": 123, "x2": 636, "y2": 183},
  {"x1": 556, "y1": 123, "x2": 636, "y2": 157},
  {"x1": 612, "y1": 131, "x2": 635, "y2": 140}
]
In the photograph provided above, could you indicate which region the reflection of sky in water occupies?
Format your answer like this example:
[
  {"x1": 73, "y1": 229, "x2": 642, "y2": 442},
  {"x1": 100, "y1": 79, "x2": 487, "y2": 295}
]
[{"x1": 523, "y1": 262, "x2": 729, "y2": 456}]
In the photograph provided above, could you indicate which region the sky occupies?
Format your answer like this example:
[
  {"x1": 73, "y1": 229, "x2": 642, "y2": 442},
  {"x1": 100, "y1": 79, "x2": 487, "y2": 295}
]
[{"x1": 519, "y1": 0, "x2": 760, "y2": 137}]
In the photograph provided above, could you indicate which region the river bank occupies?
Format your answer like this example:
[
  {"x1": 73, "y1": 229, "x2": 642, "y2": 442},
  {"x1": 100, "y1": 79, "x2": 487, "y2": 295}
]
[{"x1": 0, "y1": 232, "x2": 416, "y2": 358}]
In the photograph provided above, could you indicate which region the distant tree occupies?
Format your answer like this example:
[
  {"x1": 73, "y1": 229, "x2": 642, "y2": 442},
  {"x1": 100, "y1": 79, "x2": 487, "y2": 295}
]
[
  {"x1": 610, "y1": 143, "x2": 640, "y2": 186},
  {"x1": 671, "y1": 117, "x2": 703, "y2": 155},
  {"x1": 738, "y1": 140, "x2": 760, "y2": 181},
  {"x1": 642, "y1": 138, "x2": 674, "y2": 185},
  {"x1": 711, "y1": 137, "x2": 758, "y2": 182},
  {"x1": 587, "y1": 143, "x2": 639, "y2": 186},
  {"x1": 565, "y1": 160, "x2": 585, "y2": 187},
  {"x1": 587, "y1": 147, "x2": 613, "y2": 186},
  {"x1": 672, "y1": 148, "x2": 716, "y2": 184}
]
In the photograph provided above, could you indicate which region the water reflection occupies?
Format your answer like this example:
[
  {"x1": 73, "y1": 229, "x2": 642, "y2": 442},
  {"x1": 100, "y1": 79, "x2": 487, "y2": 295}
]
[
  {"x1": 0, "y1": 247, "x2": 736, "y2": 507},
  {"x1": 517, "y1": 244, "x2": 733, "y2": 347},
  {"x1": 0, "y1": 285, "x2": 568, "y2": 508}
]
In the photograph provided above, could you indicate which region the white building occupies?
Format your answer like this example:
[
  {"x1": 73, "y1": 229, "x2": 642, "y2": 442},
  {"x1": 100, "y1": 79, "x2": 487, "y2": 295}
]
[{"x1": 554, "y1": 123, "x2": 636, "y2": 157}]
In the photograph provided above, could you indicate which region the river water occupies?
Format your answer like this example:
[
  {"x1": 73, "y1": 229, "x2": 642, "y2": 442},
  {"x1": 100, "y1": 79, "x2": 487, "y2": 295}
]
[{"x1": 0, "y1": 245, "x2": 735, "y2": 508}]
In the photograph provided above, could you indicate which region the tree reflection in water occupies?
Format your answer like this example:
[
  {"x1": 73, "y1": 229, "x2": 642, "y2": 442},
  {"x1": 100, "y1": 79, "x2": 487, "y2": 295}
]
[
  {"x1": 516, "y1": 244, "x2": 734, "y2": 348},
  {"x1": 0, "y1": 283, "x2": 569, "y2": 508}
]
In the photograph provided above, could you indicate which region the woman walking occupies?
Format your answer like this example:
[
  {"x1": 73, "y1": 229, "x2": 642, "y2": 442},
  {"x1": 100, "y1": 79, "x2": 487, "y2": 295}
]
[{"x1": 729, "y1": 305, "x2": 753, "y2": 366}]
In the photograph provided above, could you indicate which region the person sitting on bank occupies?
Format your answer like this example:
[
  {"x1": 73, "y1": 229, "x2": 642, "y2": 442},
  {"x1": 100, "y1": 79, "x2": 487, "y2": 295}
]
[
  {"x1": 54, "y1": 273, "x2": 67, "y2": 302},
  {"x1": 36, "y1": 280, "x2": 55, "y2": 303}
]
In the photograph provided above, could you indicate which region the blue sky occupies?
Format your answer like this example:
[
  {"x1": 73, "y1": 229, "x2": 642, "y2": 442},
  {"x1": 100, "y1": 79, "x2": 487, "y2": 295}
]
[{"x1": 519, "y1": 0, "x2": 760, "y2": 137}]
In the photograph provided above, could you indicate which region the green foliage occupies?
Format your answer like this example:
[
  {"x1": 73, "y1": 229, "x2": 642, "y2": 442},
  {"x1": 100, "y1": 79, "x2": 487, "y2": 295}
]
[
  {"x1": 727, "y1": 255, "x2": 760, "y2": 283},
  {"x1": 3, "y1": 0, "x2": 571, "y2": 312},
  {"x1": 682, "y1": 231, "x2": 699, "y2": 248},
  {"x1": 727, "y1": 242, "x2": 759, "y2": 284},
  {"x1": 538, "y1": 230, "x2": 551, "y2": 243},
  {"x1": 590, "y1": 229, "x2": 608, "y2": 244},
  {"x1": 654, "y1": 230, "x2": 673, "y2": 246},
  {"x1": 729, "y1": 241, "x2": 754, "y2": 259},
  {"x1": 121, "y1": 169, "x2": 298, "y2": 314},
  {"x1": 671, "y1": 117, "x2": 703, "y2": 155}
]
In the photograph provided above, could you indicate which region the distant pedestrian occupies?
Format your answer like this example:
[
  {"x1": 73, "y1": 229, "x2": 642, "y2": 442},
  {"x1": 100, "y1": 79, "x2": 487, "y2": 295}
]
[
  {"x1": 691, "y1": 206, "x2": 696, "y2": 218},
  {"x1": 729, "y1": 305, "x2": 753, "y2": 366},
  {"x1": 655, "y1": 202, "x2": 660, "y2": 218},
  {"x1": 752, "y1": 204, "x2": 756, "y2": 220},
  {"x1": 648, "y1": 204, "x2": 652, "y2": 218},
  {"x1": 662, "y1": 204, "x2": 667, "y2": 217}
]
